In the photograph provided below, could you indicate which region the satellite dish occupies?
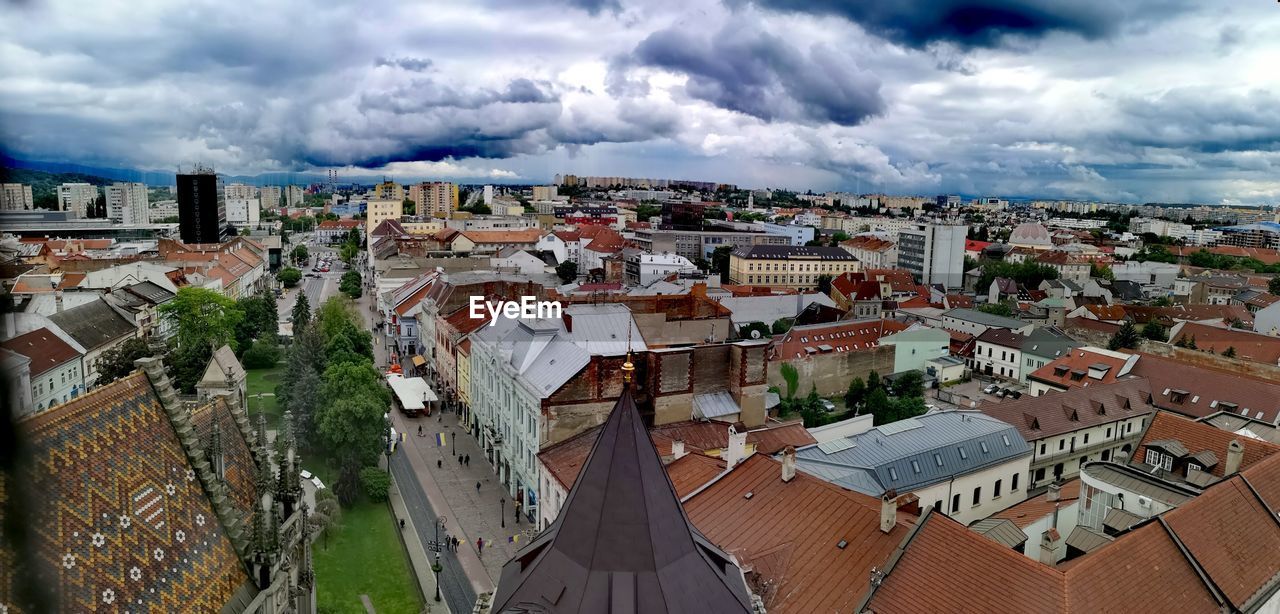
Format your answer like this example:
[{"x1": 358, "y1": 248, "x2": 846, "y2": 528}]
[{"x1": 750, "y1": 328, "x2": 763, "y2": 339}]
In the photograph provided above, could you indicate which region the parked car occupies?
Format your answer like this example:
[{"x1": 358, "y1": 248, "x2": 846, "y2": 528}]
[
  {"x1": 995, "y1": 389, "x2": 1006, "y2": 398},
  {"x1": 983, "y1": 384, "x2": 999, "y2": 394},
  {"x1": 1009, "y1": 391, "x2": 1023, "y2": 399},
  {"x1": 820, "y1": 399, "x2": 836, "y2": 412}
]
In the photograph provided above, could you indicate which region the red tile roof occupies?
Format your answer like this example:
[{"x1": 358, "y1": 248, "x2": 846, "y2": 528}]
[
  {"x1": 665, "y1": 453, "x2": 728, "y2": 496},
  {"x1": 1129, "y1": 352, "x2": 1280, "y2": 423},
  {"x1": 1170, "y1": 322, "x2": 1280, "y2": 365},
  {"x1": 684, "y1": 454, "x2": 911, "y2": 614},
  {"x1": 1028, "y1": 347, "x2": 1133, "y2": 390},
  {"x1": 769, "y1": 318, "x2": 909, "y2": 361},
  {"x1": 1061, "y1": 521, "x2": 1220, "y2": 613},
  {"x1": 993, "y1": 478, "x2": 1082, "y2": 529},
  {"x1": 1134, "y1": 411, "x2": 1280, "y2": 477},
  {"x1": 459, "y1": 229, "x2": 544, "y2": 244},
  {"x1": 0, "y1": 327, "x2": 81, "y2": 376}
]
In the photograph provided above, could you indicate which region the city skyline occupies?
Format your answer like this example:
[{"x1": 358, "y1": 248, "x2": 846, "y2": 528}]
[{"x1": 1, "y1": 0, "x2": 1279, "y2": 204}]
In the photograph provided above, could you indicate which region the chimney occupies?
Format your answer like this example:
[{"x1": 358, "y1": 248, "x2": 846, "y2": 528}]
[
  {"x1": 1040, "y1": 528, "x2": 1063, "y2": 565},
  {"x1": 1225, "y1": 439, "x2": 1244, "y2": 475},
  {"x1": 880, "y1": 490, "x2": 897, "y2": 534},
  {"x1": 1047, "y1": 482, "x2": 1061, "y2": 502},
  {"x1": 723, "y1": 424, "x2": 748, "y2": 467},
  {"x1": 54, "y1": 289, "x2": 64, "y2": 313},
  {"x1": 781, "y1": 446, "x2": 796, "y2": 483},
  {"x1": 671, "y1": 439, "x2": 686, "y2": 460}
]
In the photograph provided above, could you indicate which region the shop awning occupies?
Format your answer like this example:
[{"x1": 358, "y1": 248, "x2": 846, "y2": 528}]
[{"x1": 411, "y1": 355, "x2": 426, "y2": 367}]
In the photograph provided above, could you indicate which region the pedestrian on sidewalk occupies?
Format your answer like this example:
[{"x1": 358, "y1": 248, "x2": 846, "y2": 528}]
[
  {"x1": 477, "y1": 537, "x2": 484, "y2": 555},
  {"x1": 438, "y1": 459, "x2": 443, "y2": 469},
  {"x1": 475, "y1": 481, "x2": 481, "y2": 493},
  {"x1": 457, "y1": 455, "x2": 463, "y2": 465},
  {"x1": 418, "y1": 425, "x2": 423, "y2": 437},
  {"x1": 453, "y1": 536, "x2": 459, "y2": 552},
  {"x1": 464, "y1": 454, "x2": 470, "y2": 466}
]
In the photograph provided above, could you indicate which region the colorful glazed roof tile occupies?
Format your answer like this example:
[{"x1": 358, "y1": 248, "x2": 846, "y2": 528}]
[{"x1": 0, "y1": 372, "x2": 252, "y2": 612}]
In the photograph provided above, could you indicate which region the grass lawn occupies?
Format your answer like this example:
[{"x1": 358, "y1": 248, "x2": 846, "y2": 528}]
[
  {"x1": 244, "y1": 365, "x2": 283, "y2": 428},
  {"x1": 311, "y1": 461, "x2": 421, "y2": 614}
]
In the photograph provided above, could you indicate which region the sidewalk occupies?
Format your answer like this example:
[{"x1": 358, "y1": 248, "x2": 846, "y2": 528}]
[{"x1": 388, "y1": 476, "x2": 450, "y2": 614}]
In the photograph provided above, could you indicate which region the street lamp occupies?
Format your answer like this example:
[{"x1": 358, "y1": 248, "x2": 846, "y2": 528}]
[
  {"x1": 431, "y1": 516, "x2": 447, "y2": 602},
  {"x1": 500, "y1": 498, "x2": 505, "y2": 528}
]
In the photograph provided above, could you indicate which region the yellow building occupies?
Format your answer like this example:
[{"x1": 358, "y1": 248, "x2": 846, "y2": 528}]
[
  {"x1": 365, "y1": 199, "x2": 402, "y2": 238},
  {"x1": 401, "y1": 219, "x2": 444, "y2": 234},
  {"x1": 409, "y1": 181, "x2": 459, "y2": 217},
  {"x1": 375, "y1": 181, "x2": 404, "y2": 201},
  {"x1": 728, "y1": 245, "x2": 861, "y2": 290}
]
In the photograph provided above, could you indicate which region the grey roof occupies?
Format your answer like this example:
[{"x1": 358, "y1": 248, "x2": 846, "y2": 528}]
[
  {"x1": 198, "y1": 345, "x2": 246, "y2": 388},
  {"x1": 716, "y1": 293, "x2": 837, "y2": 326},
  {"x1": 1021, "y1": 327, "x2": 1081, "y2": 359},
  {"x1": 1103, "y1": 507, "x2": 1146, "y2": 533},
  {"x1": 693, "y1": 391, "x2": 741, "y2": 419},
  {"x1": 970, "y1": 518, "x2": 1029, "y2": 548},
  {"x1": 793, "y1": 411, "x2": 1031, "y2": 497},
  {"x1": 1079, "y1": 462, "x2": 1197, "y2": 508},
  {"x1": 731, "y1": 244, "x2": 857, "y2": 260},
  {"x1": 1146, "y1": 439, "x2": 1190, "y2": 458},
  {"x1": 491, "y1": 389, "x2": 754, "y2": 613},
  {"x1": 124, "y1": 281, "x2": 175, "y2": 304},
  {"x1": 944, "y1": 308, "x2": 1025, "y2": 330},
  {"x1": 1065, "y1": 526, "x2": 1113, "y2": 553},
  {"x1": 48, "y1": 298, "x2": 137, "y2": 351},
  {"x1": 1189, "y1": 450, "x2": 1219, "y2": 468}
]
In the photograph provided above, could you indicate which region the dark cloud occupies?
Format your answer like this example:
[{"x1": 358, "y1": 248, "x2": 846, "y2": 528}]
[
  {"x1": 1114, "y1": 88, "x2": 1280, "y2": 153},
  {"x1": 745, "y1": 0, "x2": 1189, "y2": 49},
  {"x1": 375, "y1": 56, "x2": 433, "y2": 72},
  {"x1": 621, "y1": 21, "x2": 883, "y2": 126}
]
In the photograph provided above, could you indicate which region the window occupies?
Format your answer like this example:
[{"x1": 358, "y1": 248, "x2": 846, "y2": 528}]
[
  {"x1": 888, "y1": 467, "x2": 899, "y2": 481},
  {"x1": 1011, "y1": 473, "x2": 1019, "y2": 490},
  {"x1": 980, "y1": 441, "x2": 989, "y2": 454},
  {"x1": 952, "y1": 493, "x2": 961, "y2": 513},
  {"x1": 934, "y1": 453, "x2": 943, "y2": 467},
  {"x1": 1187, "y1": 463, "x2": 1201, "y2": 474},
  {"x1": 958, "y1": 447, "x2": 968, "y2": 460},
  {"x1": 1002, "y1": 434, "x2": 1011, "y2": 446},
  {"x1": 1084, "y1": 433, "x2": 1089, "y2": 445},
  {"x1": 1039, "y1": 443, "x2": 1046, "y2": 455},
  {"x1": 972, "y1": 486, "x2": 981, "y2": 506},
  {"x1": 1058, "y1": 439, "x2": 1065, "y2": 451},
  {"x1": 910, "y1": 460, "x2": 921, "y2": 474},
  {"x1": 994, "y1": 479, "x2": 1002, "y2": 498},
  {"x1": 934, "y1": 500, "x2": 943, "y2": 514},
  {"x1": 1035, "y1": 467, "x2": 1046, "y2": 481},
  {"x1": 1105, "y1": 427, "x2": 1112, "y2": 438},
  {"x1": 1145, "y1": 449, "x2": 1172, "y2": 471}
]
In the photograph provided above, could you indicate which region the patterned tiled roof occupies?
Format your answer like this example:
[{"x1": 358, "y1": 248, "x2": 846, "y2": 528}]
[
  {"x1": 190, "y1": 396, "x2": 258, "y2": 526},
  {"x1": 0, "y1": 372, "x2": 252, "y2": 612}
]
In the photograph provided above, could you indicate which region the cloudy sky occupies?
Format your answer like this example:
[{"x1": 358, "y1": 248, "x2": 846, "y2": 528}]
[{"x1": 2, "y1": 0, "x2": 1279, "y2": 203}]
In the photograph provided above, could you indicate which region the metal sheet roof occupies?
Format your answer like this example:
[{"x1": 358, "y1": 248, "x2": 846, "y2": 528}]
[
  {"x1": 1103, "y1": 507, "x2": 1146, "y2": 533},
  {"x1": 794, "y1": 412, "x2": 1031, "y2": 497},
  {"x1": 1066, "y1": 526, "x2": 1114, "y2": 553},
  {"x1": 693, "y1": 391, "x2": 740, "y2": 419},
  {"x1": 971, "y1": 518, "x2": 1029, "y2": 548}
]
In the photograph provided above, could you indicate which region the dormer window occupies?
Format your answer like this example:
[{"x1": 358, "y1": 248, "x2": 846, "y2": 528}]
[{"x1": 1169, "y1": 390, "x2": 1189, "y2": 404}]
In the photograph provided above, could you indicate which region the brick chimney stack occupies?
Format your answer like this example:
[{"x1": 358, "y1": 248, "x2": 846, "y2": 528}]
[
  {"x1": 781, "y1": 446, "x2": 796, "y2": 483},
  {"x1": 1226, "y1": 440, "x2": 1244, "y2": 475},
  {"x1": 1040, "y1": 528, "x2": 1063, "y2": 565}
]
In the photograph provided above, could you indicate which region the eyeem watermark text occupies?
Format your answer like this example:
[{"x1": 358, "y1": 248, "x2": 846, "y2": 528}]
[{"x1": 470, "y1": 296, "x2": 562, "y2": 325}]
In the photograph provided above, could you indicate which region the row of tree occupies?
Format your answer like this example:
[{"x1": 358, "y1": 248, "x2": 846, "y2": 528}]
[{"x1": 276, "y1": 294, "x2": 388, "y2": 505}]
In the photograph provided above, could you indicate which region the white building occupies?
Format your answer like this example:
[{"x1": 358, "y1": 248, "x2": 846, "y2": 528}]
[
  {"x1": 224, "y1": 183, "x2": 257, "y2": 200},
  {"x1": 793, "y1": 211, "x2": 822, "y2": 227},
  {"x1": 624, "y1": 252, "x2": 698, "y2": 286},
  {"x1": 0, "y1": 327, "x2": 86, "y2": 416},
  {"x1": 490, "y1": 248, "x2": 546, "y2": 276},
  {"x1": 260, "y1": 186, "x2": 282, "y2": 209},
  {"x1": 150, "y1": 200, "x2": 179, "y2": 221},
  {"x1": 794, "y1": 411, "x2": 1033, "y2": 525},
  {"x1": 758, "y1": 222, "x2": 815, "y2": 246},
  {"x1": 1, "y1": 183, "x2": 34, "y2": 210},
  {"x1": 105, "y1": 182, "x2": 149, "y2": 225},
  {"x1": 897, "y1": 222, "x2": 968, "y2": 288},
  {"x1": 58, "y1": 183, "x2": 99, "y2": 218},
  {"x1": 483, "y1": 185, "x2": 494, "y2": 205},
  {"x1": 973, "y1": 328, "x2": 1026, "y2": 380},
  {"x1": 285, "y1": 185, "x2": 305, "y2": 207},
  {"x1": 225, "y1": 197, "x2": 261, "y2": 225}
]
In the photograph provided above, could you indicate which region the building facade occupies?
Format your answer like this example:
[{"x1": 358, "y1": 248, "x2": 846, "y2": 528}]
[
  {"x1": 897, "y1": 223, "x2": 968, "y2": 288},
  {"x1": 409, "y1": 181, "x2": 458, "y2": 217},
  {"x1": 106, "y1": 182, "x2": 149, "y2": 225},
  {"x1": 58, "y1": 182, "x2": 99, "y2": 218},
  {"x1": 728, "y1": 245, "x2": 861, "y2": 290},
  {"x1": 225, "y1": 197, "x2": 261, "y2": 225},
  {"x1": 0, "y1": 327, "x2": 85, "y2": 416},
  {"x1": 177, "y1": 170, "x2": 228, "y2": 243},
  {"x1": 1, "y1": 183, "x2": 34, "y2": 210}
]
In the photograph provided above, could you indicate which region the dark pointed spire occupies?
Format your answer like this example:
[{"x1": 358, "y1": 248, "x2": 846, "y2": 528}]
[{"x1": 490, "y1": 387, "x2": 753, "y2": 613}]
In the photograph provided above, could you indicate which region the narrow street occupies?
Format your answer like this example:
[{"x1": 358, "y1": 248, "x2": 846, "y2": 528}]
[{"x1": 354, "y1": 262, "x2": 528, "y2": 611}]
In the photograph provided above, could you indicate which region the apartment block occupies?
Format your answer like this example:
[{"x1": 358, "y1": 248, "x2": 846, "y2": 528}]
[
  {"x1": 1, "y1": 183, "x2": 34, "y2": 211},
  {"x1": 728, "y1": 245, "x2": 861, "y2": 290},
  {"x1": 105, "y1": 182, "x2": 149, "y2": 225},
  {"x1": 57, "y1": 183, "x2": 99, "y2": 218},
  {"x1": 409, "y1": 181, "x2": 459, "y2": 217},
  {"x1": 897, "y1": 222, "x2": 968, "y2": 288}
]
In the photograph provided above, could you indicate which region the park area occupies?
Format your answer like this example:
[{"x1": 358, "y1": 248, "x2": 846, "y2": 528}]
[
  {"x1": 309, "y1": 464, "x2": 422, "y2": 614},
  {"x1": 245, "y1": 365, "x2": 284, "y2": 428}
]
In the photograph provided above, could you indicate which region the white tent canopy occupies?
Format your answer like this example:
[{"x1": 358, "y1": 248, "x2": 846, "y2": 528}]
[{"x1": 386, "y1": 373, "x2": 437, "y2": 411}]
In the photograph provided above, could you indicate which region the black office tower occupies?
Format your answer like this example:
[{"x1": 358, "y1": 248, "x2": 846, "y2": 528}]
[{"x1": 177, "y1": 167, "x2": 228, "y2": 243}]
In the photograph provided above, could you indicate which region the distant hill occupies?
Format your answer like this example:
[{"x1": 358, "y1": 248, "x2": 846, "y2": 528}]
[{"x1": 0, "y1": 166, "x2": 118, "y2": 209}]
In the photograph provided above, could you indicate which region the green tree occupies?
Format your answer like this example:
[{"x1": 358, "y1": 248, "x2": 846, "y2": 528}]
[
  {"x1": 1153, "y1": 296, "x2": 1173, "y2": 307},
  {"x1": 95, "y1": 337, "x2": 155, "y2": 385},
  {"x1": 339, "y1": 242, "x2": 359, "y2": 264},
  {"x1": 1186, "y1": 335, "x2": 1198, "y2": 350},
  {"x1": 737, "y1": 322, "x2": 770, "y2": 340},
  {"x1": 1108, "y1": 321, "x2": 1141, "y2": 350},
  {"x1": 360, "y1": 467, "x2": 391, "y2": 502},
  {"x1": 977, "y1": 302, "x2": 1015, "y2": 318},
  {"x1": 1223, "y1": 346, "x2": 1237, "y2": 358},
  {"x1": 865, "y1": 388, "x2": 893, "y2": 424},
  {"x1": 317, "y1": 362, "x2": 391, "y2": 469},
  {"x1": 866, "y1": 370, "x2": 881, "y2": 394},
  {"x1": 235, "y1": 292, "x2": 278, "y2": 350},
  {"x1": 780, "y1": 362, "x2": 800, "y2": 399},
  {"x1": 339, "y1": 270, "x2": 363, "y2": 299},
  {"x1": 160, "y1": 287, "x2": 244, "y2": 352},
  {"x1": 402, "y1": 197, "x2": 415, "y2": 215},
  {"x1": 278, "y1": 267, "x2": 302, "y2": 288},
  {"x1": 1269, "y1": 277, "x2": 1280, "y2": 296},
  {"x1": 1141, "y1": 322, "x2": 1169, "y2": 342},
  {"x1": 771, "y1": 318, "x2": 794, "y2": 334},
  {"x1": 291, "y1": 292, "x2": 311, "y2": 328},
  {"x1": 242, "y1": 337, "x2": 281, "y2": 369},
  {"x1": 844, "y1": 377, "x2": 867, "y2": 411},
  {"x1": 556, "y1": 260, "x2": 578, "y2": 283},
  {"x1": 165, "y1": 340, "x2": 213, "y2": 394},
  {"x1": 892, "y1": 370, "x2": 925, "y2": 399},
  {"x1": 816, "y1": 274, "x2": 834, "y2": 294},
  {"x1": 1091, "y1": 263, "x2": 1115, "y2": 281}
]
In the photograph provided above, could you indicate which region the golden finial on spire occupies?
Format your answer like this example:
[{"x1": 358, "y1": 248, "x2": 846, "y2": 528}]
[{"x1": 622, "y1": 317, "x2": 635, "y2": 384}]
